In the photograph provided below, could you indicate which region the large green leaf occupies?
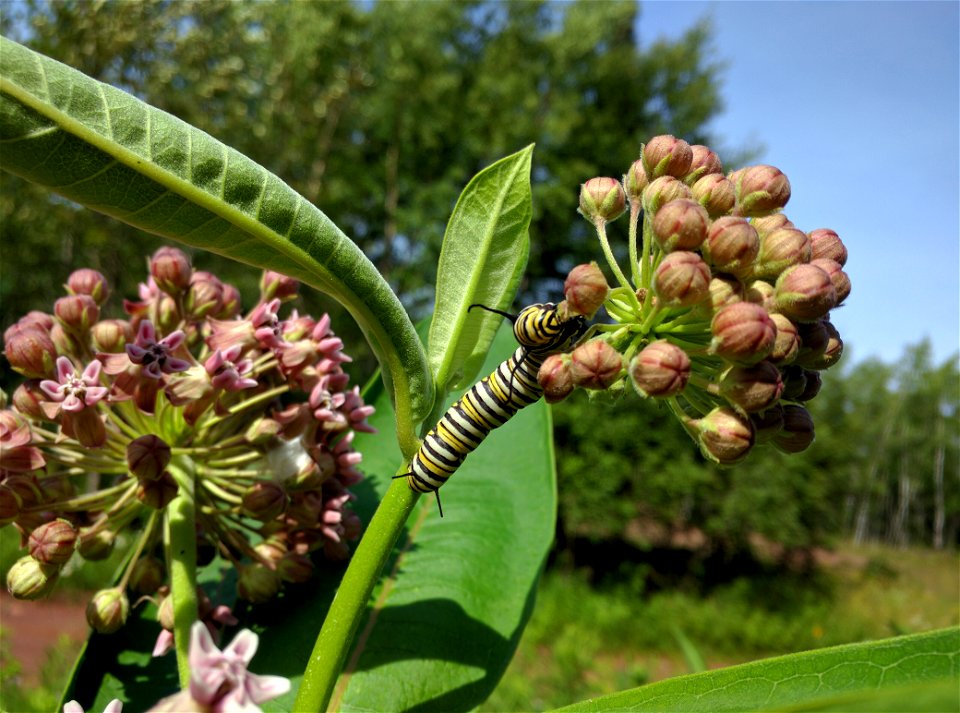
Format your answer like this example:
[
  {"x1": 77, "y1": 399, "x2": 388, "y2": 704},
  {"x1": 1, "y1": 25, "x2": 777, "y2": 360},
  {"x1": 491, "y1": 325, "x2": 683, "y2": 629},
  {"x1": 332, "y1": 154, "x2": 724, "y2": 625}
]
[
  {"x1": 0, "y1": 36, "x2": 431, "y2": 445},
  {"x1": 427, "y1": 145, "x2": 532, "y2": 393},
  {"x1": 553, "y1": 627, "x2": 960, "y2": 713}
]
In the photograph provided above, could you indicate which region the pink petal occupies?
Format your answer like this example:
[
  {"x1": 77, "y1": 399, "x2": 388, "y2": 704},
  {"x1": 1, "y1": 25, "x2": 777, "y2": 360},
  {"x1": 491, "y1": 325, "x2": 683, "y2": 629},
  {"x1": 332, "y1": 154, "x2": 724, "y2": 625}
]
[
  {"x1": 164, "y1": 357, "x2": 192, "y2": 373},
  {"x1": 61, "y1": 393, "x2": 84, "y2": 412},
  {"x1": 160, "y1": 330, "x2": 186, "y2": 350},
  {"x1": 126, "y1": 344, "x2": 147, "y2": 361},
  {"x1": 40, "y1": 379, "x2": 64, "y2": 401},
  {"x1": 85, "y1": 386, "x2": 109, "y2": 403},
  {"x1": 223, "y1": 628, "x2": 259, "y2": 664},
  {"x1": 81, "y1": 360, "x2": 102, "y2": 382},
  {"x1": 152, "y1": 629, "x2": 174, "y2": 657},
  {"x1": 137, "y1": 320, "x2": 156, "y2": 344},
  {"x1": 55, "y1": 356, "x2": 75, "y2": 381},
  {"x1": 245, "y1": 673, "x2": 291, "y2": 704},
  {"x1": 104, "y1": 699, "x2": 123, "y2": 713},
  {"x1": 63, "y1": 702, "x2": 85, "y2": 713}
]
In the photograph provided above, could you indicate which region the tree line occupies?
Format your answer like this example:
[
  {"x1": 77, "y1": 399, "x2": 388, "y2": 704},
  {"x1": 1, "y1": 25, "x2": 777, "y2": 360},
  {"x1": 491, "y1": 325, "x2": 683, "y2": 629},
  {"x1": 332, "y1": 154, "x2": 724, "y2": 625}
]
[{"x1": 3, "y1": 1, "x2": 955, "y2": 562}]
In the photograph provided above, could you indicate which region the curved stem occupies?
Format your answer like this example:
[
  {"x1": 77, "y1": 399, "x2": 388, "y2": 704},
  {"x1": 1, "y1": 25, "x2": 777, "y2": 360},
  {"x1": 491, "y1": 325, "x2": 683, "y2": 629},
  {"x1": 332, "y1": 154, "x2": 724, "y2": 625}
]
[
  {"x1": 295, "y1": 477, "x2": 418, "y2": 712},
  {"x1": 166, "y1": 457, "x2": 199, "y2": 688}
]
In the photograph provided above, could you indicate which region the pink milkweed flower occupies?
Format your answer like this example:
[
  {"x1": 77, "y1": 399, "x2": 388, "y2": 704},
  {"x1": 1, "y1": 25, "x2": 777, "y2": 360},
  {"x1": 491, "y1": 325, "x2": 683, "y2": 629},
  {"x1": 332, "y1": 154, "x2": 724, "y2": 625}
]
[
  {"x1": 206, "y1": 345, "x2": 258, "y2": 392},
  {"x1": 125, "y1": 321, "x2": 191, "y2": 379},
  {"x1": 40, "y1": 357, "x2": 109, "y2": 414},
  {"x1": 188, "y1": 622, "x2": 290, "y2": 711},
  {"x1": 64, "y1": 699, "x2": 122, "y2": 713}
]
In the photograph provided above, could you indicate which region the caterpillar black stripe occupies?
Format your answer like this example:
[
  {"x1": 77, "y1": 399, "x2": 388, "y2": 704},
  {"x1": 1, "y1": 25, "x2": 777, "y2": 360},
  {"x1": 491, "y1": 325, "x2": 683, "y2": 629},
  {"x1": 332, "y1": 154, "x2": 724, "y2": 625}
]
[{"x1": 396, "y1": 302, "x2": 587, "y2": 515}]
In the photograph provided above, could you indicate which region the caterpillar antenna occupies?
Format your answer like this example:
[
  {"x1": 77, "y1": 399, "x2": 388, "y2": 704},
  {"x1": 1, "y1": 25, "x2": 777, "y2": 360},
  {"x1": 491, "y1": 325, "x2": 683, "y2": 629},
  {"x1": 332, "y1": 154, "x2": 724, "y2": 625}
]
[{"x1": 468, "y1": 303, "x2": 517, "y2": 322}]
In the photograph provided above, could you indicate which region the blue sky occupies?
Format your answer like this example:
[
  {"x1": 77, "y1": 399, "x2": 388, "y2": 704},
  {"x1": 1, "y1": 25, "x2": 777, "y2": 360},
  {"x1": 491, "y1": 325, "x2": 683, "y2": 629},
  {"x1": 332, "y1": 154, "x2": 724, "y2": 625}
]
[{"x1": 638, "y1": 1, "x2": 959, "y2": 366}]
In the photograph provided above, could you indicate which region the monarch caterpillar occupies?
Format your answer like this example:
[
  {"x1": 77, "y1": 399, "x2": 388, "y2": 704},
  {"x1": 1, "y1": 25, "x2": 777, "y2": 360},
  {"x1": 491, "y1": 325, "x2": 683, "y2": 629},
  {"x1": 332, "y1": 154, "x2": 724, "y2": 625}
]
[{"x1": 395, "y1": 302, "x2": 588, "y2": 515}]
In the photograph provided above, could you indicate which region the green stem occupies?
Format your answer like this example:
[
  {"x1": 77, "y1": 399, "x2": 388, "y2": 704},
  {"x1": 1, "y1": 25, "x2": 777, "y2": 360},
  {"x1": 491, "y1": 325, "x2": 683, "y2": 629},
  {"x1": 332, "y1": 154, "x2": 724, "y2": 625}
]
[
  {"x1": 166, "y1": 458, "x2": 199, "y2": 689},
  {"x1": 295, "y1": 477, "x2": 418, "y2": 712},
  {"x1": 628, "y1": 201, "x2": 642, "y2": 287},
  {"x1": 594, "y1": 218, "x2": 640, "y2": 310}
]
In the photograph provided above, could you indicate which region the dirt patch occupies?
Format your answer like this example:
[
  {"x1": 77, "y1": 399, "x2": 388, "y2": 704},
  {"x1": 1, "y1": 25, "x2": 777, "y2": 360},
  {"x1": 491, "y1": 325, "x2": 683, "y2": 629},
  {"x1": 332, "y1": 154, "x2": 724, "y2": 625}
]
[{"x1": 1, "y1": 590, "x2": 90, "y2": 686}]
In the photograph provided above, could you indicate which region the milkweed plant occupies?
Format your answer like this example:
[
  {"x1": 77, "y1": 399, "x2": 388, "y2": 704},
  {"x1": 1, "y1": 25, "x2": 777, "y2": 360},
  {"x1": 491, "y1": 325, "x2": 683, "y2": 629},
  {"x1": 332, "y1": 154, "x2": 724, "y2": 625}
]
[{"x1": 1, "y1": 36, "x2": 955, "y2": 713}]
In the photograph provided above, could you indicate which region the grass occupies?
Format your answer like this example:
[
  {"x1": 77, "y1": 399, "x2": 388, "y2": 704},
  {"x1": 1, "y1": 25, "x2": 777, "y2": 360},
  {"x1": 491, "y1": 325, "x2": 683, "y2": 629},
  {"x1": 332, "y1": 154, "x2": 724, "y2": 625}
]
[
  {"x1": 481, "y1": 542, "x2": 960, "y2": 712},
  {"x1": 2, "y1": 541, "x2": 956, "y2": 711}
]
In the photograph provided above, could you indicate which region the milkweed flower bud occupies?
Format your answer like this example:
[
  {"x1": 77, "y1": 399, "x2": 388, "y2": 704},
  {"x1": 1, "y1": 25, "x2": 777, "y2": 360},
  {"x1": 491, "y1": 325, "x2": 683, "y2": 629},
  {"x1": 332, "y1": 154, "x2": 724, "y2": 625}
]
[
  {"x1": 780, "y1": 365, "x2": 808, "y2": 401},
  {"x1": 642, "y1": 135, "x2": 693, "y2": 179},
  {"x1": 753, "y1": 227, "x2": 812, "y2": 280},
  {"x1": 700, "y1": 274, "x2": 745, "y2": 315},
  {"x1": 237, "y1": 562, "x2": 281, "y2": 603},
  {"x1": 91, "y1": 319, "x2": 133, "y2": 353},
  {"x1": 4, "y1": 326, "x2": 58, "y2": 378},
  {"x1": 579, "y1": 177, "x2": 627, "y2": 223},
  {"x1": 710, "y1": 302, "x2": 777, "y2": 364},
  {"x1": 768, "y1": 313, "x2": 800, "y2": 364},
  {"x1": 149, "y1": 246, "x2": 192, "y2": 296},
  {"x1": 55, "y1": 295, "x2": 100, "y2": 334},
  {"x1": 0, "y1": 485, "x2": 19, "y2": 526},
  {"x1": 570, "y1": 340, "x2": 623, "y2": 390},
  {"x1": 66, "y1": 269, "x2": 110, "y2": 305},
  {"x1": 538, "y1": 354, "x2": 575, "y2": 404},
  {"x1": 630, "y1": 341, "x2": 691, "y2": 398},
  {"x1": 745, "y1": 279, "x2": 776, "y2": 313},
  {"x1": 6, "y1": 555, "x2": 59, "y2": 600},
  {"x1": 718, "y1": 361, "x2": 784, "y2": 414},
  {"x1": 242, "y1": 481, "x2": 288, "y2": 521},
  {"x1": 730, "y1": 165, "x2": 791, "y2": 216},
  {"x1": 87, "y1": 587, "x2": 129, "y2": 633},
  {"x1": 808, "y1": 228, "x2": 848, "y2": 266},
  {"x1": 694, "y1": 407, "x2": 755, "y2": 465},
  {"x1": 28, "y1": 518, "x2": 78, "y2": 565},
  {"x1": 686, "y1": 144, "x2": 723, "y2": 184},
  {"x1": 130, "y1": 556, "x2": 165, "y2": 595},
  {"x1": 136, "y1": 471, "x2": 178, "y2": 509},
  {"x1": 690, "y1": 173, "x2": 736, "y2": 217},
  {"x1": 703, "y1": 217, "x2": 760, "y2": 277},
  {"x1": 127, "y1": 434, "x2": 171, "y2": 481},
  {"x1": 642, "y1": 176, "x2": 692, "y2": 216},
  {"x1": 653, "y1": 251, "x2": 711, "y2": 306},
  {"x1": 795, "y1": 320, "x2": 844, "y2": 370},
  {"x1": 563, "y1": 262, "x2": 610, "y2": 318},
  {"x1": 751, "y1": 404, "x2": 785, "y2": 443},
  {"x1": 772, "y1": 404, "x2": 815, "y2": 453},
  {"x1": 78, "y1": 528, "x2": 116, "y2": 561},
  {"x1": 810, "y1": 258, "x2": 851, "y2": 305},
  {"x1": 278, "y1": 552, "x2": 315, "y2": 583},
  {"x1": 12, "y1": 380, "x2": 45, "y2": 419},
  {"x1": 775, "y1": 264, "x2": 837, "y2": 322},
  {"x1": 260, "y1": 270, "x2": 299, "y2": 303},
  {"x1": 751, "y1": 213, "x2": 794, "y2": 237},
  {"x1": 796, "y1": 368, "x2": 822, "y2": 402},
  {"x1": 623, "y1": 159, "x2": 649, "y2": 201},
  {"x1": 652, "y1": 199, "x2": 710, "y2": 252}
]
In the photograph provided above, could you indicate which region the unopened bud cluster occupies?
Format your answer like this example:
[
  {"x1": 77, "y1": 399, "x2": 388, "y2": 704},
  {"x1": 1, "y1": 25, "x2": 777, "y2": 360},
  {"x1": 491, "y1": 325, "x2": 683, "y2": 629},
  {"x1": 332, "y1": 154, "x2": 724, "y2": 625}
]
[
  {"x1": 547, "y1": 136, "x2": 850, "y2": 464},
  {"x1": 2, "y1": 248, "x2": 373, "y2": 633}
]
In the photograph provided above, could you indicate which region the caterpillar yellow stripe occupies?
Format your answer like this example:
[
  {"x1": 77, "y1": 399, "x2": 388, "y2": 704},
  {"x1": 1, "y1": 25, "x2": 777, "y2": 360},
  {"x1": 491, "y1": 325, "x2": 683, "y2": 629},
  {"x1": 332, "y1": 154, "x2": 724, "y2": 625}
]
[{"x1": 397, "y1": 302, "x2": 587, "y2": 514}]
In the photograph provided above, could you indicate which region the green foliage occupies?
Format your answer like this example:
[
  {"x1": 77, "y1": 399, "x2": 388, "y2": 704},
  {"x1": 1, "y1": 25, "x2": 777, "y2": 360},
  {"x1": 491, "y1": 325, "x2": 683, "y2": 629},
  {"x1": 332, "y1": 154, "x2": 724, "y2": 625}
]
[
  {"x1": 428, "y1": 145, "x2": 533, "y2": 393},
  {"x1": 0, "y1": 633, "x2": 79, "y2": 713},
  {"x1": 551, "y1": 627, "x2": 960, "y2": 712},
  {"x1": 0, "y1": 0, "x2": 724, "y2": 356}
]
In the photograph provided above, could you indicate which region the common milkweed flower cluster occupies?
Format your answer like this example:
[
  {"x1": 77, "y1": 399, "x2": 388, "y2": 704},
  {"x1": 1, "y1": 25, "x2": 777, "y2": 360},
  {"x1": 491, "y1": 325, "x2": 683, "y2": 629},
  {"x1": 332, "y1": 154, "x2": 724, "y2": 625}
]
[
  {"x1": 2, "y1": 247, "x2": 373, "y2": 635},
  {"x1": 539, "y1": 135, "x2": 850, "y2": 464}
]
